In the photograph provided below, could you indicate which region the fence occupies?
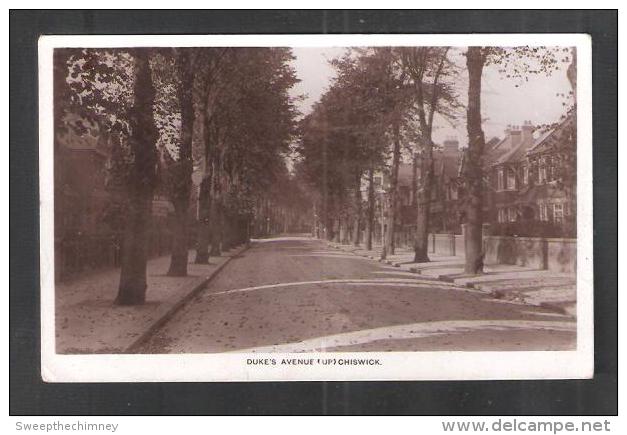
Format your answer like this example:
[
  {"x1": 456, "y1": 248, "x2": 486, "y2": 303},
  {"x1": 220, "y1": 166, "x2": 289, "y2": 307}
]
[
  {"x1": 55, "y1": 234, "x2": 122, "y2": 281},
  {"x1": 55, "y1": 225, "x2": 172, "y2": 281}
]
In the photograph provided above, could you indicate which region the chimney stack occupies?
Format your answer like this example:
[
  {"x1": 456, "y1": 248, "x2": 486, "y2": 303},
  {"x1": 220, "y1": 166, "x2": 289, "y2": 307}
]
[
  {"x1": 443, "y1": 136, "x2": 459, "y2": 155},
  {"x1": 509, "y1": 124, "x2": 522, "y2": 147},
  {"x1": 521, "y1": 120, "x2": 534, "y2": 145}
]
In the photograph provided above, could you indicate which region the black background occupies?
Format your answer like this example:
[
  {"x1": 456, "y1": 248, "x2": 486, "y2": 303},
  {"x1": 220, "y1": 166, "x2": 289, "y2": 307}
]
[{"x1": 10, "y1": 9, "x2": 617, "y2": 415}]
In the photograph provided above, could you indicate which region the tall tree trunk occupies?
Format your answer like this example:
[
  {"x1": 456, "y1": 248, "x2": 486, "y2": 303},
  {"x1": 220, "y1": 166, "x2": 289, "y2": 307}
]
[
  {"x1": 117, "y1": 197, "x2": 152, "y2": 305},
  {"x1": 411, "y1": 152, "x2": 418, "y2": 207},
  {"x1": 222, "y1": 208, "x2": 231, "y2": 250},
  {"x1": 168, "y1": 200, "x2": 189, "y2": 275},
  {"x1": 195, "y1": 178, "x2": 211, "y2": 263},
  {"x1": 116, "y1": 50, "x2": 159, "y2": 305},
  {"x1": 339, "y1": 215, "x2": 346, "y2": 243},
  {"x1": 413, "y1": 144, "x2": 434, "y2": 263},
  {"x1": 312, "y1": 202, "x2": 318, "y2": 238},
  {"x1": 195, "y1": 117, "x2": 213, "y2": 263},
  {"x1": 352, "y1": 171, "x2": 363, "y2": 246},
  {"x1": 209, "y1": 198, "x2": 222, "y2": 256},
  {"x1": 366, "y1": 168, "x2": 375, "y2": 251},
  {"x1": 326, "y1": 216, "x2": 334, "y2": 241},
  {"x1": 195, "y1": 79, "x2": 215, "y2": 263},
  {"x1": 400, "y1": 46, "x2": 450, "y2": 265},
  {"x1": 209, "y1": 152, "x2": 222, "y2": 255},
  {"x1": 381, "y1": 124, "x2": 401, "y2": 260},
  {"x1": 464, "y1": 47, "x2": 487, "y2": 274},
  {"x1": 167, "y1": 48, "x2": 194, "y2": 276}
]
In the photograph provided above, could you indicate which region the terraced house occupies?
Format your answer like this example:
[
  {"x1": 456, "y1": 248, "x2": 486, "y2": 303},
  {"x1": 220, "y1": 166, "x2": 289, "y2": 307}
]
[{"x1": 484, "y1": 115, "x2": 576, "y2": 237}]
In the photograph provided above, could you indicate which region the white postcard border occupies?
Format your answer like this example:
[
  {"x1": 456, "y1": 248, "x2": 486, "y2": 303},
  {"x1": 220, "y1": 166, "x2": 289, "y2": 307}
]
[{"x1": 39, "y1": 33, "x2": 593, "y2": 382}]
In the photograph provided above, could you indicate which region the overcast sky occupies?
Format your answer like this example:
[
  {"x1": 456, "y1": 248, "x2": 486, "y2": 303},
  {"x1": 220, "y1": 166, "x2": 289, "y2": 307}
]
[{"x1": 289, "y1": 47, "x2": 573, "y2": 147}]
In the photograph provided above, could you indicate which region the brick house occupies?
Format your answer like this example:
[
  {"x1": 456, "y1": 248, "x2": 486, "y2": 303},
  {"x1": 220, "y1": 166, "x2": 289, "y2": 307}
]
[
  {"x1": 483, "y1": 116, "x2": 576, "y2": 236},
  {"x1": 361, "y1": 114, "x2": 575, "y2": 243},
  {"x1": 364, "y1": 137, "x2": 463, "y2": 243},
  {"x1": 484, "y1": 122, "x2": 536, "y2": 225},
  {"x1": 54, "y1": 117, "x2": 175, "y2": 279},
  {"x1": 523, "y1": 115, "x2": 576, "y2": 231},
  {"x1": 427, "y1": 137, "x2": 463, "y2": 233}
]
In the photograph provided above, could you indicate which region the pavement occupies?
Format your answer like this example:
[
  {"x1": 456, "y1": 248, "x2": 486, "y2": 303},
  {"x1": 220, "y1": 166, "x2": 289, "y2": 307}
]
[
  {"x1": 55, "y1": 245, "x2": 248, "y2": 354},
  {"x1": 327, "y1": 241, "x2": 576, "y2": 316},
  {"x1": 136, "y1": 236, "x2": 576, "y2": 353}
]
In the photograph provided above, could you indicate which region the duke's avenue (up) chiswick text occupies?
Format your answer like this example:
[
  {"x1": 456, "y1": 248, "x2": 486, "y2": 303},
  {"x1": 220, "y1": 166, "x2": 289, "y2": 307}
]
[{"x1": 247, "y1": 358, "x2": 382, "y2": 366}]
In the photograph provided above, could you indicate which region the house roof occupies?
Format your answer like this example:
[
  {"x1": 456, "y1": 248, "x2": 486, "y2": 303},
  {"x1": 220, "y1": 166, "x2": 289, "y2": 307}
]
[
  {"x1": 488, "y1": 130, "x2": 535, "y2": 166},
  {"x1": 493, "y1": 139, "x2": 531, "y2": 165},
  {"x1": 485, "y1": 134, "x2": 522, "y2": 165},
  {"x1": 486, "y1": 136, "x2": 501, "y2": 148},
  {"x1": 394, "y1": 148, "x2": 462, "y2": 188},
  {"x1": 526, "y1": 115, "x2": 575, "y2": 157}
]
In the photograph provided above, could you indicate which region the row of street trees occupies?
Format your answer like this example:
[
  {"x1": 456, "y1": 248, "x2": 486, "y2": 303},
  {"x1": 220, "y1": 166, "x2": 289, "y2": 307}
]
[
  {"x1": 54, "y1": 47, "x2": 301, "y2": 305},
  {"x1": 297, "y1": 47, "x2": 461, "y2": 264},
  {"x1": 297, "y1": 46, "x2": 572, "y2": 273}
]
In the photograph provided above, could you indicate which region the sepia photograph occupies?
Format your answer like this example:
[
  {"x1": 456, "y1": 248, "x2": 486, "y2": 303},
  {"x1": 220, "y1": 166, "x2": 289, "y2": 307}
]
[{"x1": 38, "y1": 34, "x2": 593, "y2": 382}]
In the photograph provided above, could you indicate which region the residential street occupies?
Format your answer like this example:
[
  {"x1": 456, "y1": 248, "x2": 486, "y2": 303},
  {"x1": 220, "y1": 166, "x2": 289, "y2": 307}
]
[{"x1": 137, "y1": 236, "x2": 576, "y2": 353}]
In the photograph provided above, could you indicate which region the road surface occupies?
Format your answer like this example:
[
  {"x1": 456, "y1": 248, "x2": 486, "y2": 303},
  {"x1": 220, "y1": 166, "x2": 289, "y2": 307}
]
[{"x1": 137, "y1": 236, "x2": 576, "y2": 353}]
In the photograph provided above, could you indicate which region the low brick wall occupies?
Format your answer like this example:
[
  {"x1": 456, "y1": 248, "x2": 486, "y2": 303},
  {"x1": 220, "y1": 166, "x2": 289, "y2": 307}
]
[
  {"x1": 482, "y1": 235, "x2": 576, "y2": 273},
  {"x1": 454, "y1": 235, "x2": 464, "y2": 257},
  {"x1": 483, "y1": 236, "x2": 547, "y2": 270},
  {"x1": 433, "y1": 233, "x2": 456, "y2": 256},
  {"x1": 428, "y1": 233, "x2": 435, "y2": 253},
  {"x1": 429, "y1": 232, "x2": 577, "y2": 273},
  {"x1": 547, "y1": 238, "x2": 577, "y2": 273}
]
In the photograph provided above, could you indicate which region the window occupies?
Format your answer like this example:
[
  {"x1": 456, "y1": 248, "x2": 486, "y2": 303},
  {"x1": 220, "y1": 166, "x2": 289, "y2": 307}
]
[
  {"x1": 497, "y1": 168, "x2": 504, "y2": 190},
  {"x1": 547, "y1": 156, "x2": 554, "y2": 181},
  {"x1": 553, "y1": 203, "x2": 564, "y2": 224},
  {"x1": 539, "y1": 203, "x2": 548, "y2": 222},
  {"x1": 450, "y1": 185, "x2": 458, "y2": 200},
  {"x1": 508, "y1": 207, "x2": 517, "y2": 222},
  {"x1": 498, "y1": 208, "x2": 507, "y2": 223},
  {"x1": 522, "y1": 165, "x2": 529, "y2": 185},
  {"x1": 507, "y1": 169, "x2": 516, "y2": 190},
  {"x1": 538, "y1": 158, "x2": 547, "y2": 184}
]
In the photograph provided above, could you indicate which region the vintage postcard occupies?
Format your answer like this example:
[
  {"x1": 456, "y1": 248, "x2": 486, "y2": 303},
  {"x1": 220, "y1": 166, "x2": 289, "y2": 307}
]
[{"x1": 39, "y1": 34, "x2": 593, "y2": 382}]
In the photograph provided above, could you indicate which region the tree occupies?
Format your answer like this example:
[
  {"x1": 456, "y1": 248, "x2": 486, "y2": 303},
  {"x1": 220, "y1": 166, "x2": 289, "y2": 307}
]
[
  {"x1": 56, "y1": 48, "x2": 161, "y2": 304},
  {"x1": 191, "y1": 47, "x2": 299, "y2": 250},
  {"x1": 164, "y1": 48, "x2": 194, "y2": 276},
  {"x1": 297, "y1": 73, "x2": 372, "y2": 244},
  {"x1": 462, "y1": 46, "x2": 487, "y2": 274},
  {"x1": 382, "y1": 121, "x2": 402, "y2": 259},
  {"x1": 298, "y1": 48, "x2": 406, "y2": 252},
  {"x1": 398, "y1": 47, "x2": 460, "y2": 263},
  {"x1": 461, "y1": 46, "x2": 566, "y2": 274},
  {"x1": 192, "y1": 48, "x2": 231, "y2": 263},
  {"x1": 365, "y1": 48, "x2": 411, "y2": 260},
  {"x1": 115, "y1": 49, "x2": 160, "y2": 304}
]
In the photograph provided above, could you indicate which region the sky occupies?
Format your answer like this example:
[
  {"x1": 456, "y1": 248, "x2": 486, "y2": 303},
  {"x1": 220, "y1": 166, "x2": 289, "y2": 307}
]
[{"x1": 289, "y1": 47, "x2": 573, "y2": 147}]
